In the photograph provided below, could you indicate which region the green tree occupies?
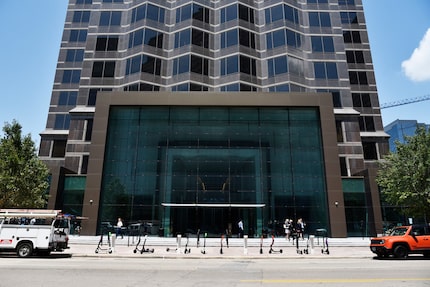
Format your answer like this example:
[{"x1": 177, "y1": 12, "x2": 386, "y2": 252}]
[
  {"x1": 376, "y1": 126, "x2": 430, "y2": 222},
  {"x1": 0, "y1": 120, "x2": 50, "y2": 208}
]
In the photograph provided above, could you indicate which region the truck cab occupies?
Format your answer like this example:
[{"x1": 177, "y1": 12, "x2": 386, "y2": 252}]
[{"x1": 0, "y1": 209, "x2": 70, "y2": 257}]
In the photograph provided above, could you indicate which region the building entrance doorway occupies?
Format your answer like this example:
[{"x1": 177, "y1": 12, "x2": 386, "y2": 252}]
[{"x1": 160, "y1": 147, "x2": 266, "y2": 237}]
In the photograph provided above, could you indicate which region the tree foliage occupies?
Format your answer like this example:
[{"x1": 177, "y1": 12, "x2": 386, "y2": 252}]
[
  {"x1": 376, "y1": 126, "x2": 430, "y2": 221},
  {"x1": 0, "y1": 120, "x2": 50, "y2": 208}
]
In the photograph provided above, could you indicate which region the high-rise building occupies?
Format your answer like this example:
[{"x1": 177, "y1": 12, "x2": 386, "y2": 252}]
[
  {"x1": 385, "y1": 119, "x2": 429, "y2": 152},
  {"x1": 39, "y1": 0, "x2": 389, "y2": 237}
]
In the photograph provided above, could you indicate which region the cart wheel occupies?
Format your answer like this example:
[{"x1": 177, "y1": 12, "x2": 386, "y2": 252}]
[{"x1": 133, "y1": 249, "x2": 137, "y2": 253}]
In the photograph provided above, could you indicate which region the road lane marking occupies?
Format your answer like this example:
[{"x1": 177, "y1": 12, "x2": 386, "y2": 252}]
[{"x1": 241, "y1": 278, "x2": 430, "y2": 284}]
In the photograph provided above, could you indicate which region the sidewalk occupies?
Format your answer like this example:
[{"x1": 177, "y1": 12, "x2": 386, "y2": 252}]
[{"x1": 66, "y1": 235, "x2": 373, "y2": 259}]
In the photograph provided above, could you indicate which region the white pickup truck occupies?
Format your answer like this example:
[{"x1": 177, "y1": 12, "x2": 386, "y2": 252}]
[{"x1": 0, "y1": 209, "x2": 70, "y2": 257}]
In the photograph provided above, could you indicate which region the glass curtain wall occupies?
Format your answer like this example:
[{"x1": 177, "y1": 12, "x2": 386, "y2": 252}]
[{"x1": 99, "y1": 106, "x2": 328, "y2": 237}]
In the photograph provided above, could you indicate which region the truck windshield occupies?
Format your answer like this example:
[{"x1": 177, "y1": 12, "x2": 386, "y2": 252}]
[
  {"x1": 54, "y1": 219, "x2": 70, "y2": 228},
  {"x1": 390, "y1": 227, "x2": 408, "y2": 236}
]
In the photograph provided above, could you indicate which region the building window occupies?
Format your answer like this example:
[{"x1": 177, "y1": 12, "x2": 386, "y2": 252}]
[
  {"x1": 336, "y1": 120, "x2": 344, "y2": 142},
  {"x1": 192, "y1": 29, "x2": 209, "y2": 48},
  {"x1": 81, "y1": 155, "x2": 89, "y2": 174},
  {"x1": 220, "y1": 29, "x2": 238, "y2": 48},
  {"x1": 359, "y1": 116, "x2": 375, "y2": 132},
  {"x1": 131, "y1": 4, "x2": 146, "y2": 23},
  {"x1": 265, "y1": 4, "x2": 299, "y2": 25},
  {"x1": 99, "y1": 11, "x2": 121, "y2": 26},
  {"x1": 340, "y1": 12, "x2": 358, "y2": 24},
  {"x1": 144, "y1": 28, "x2": 163, "y2": 48},
  {"x1": 220, "y1": 4, "x2": 237, "y2": 23},
  {"x1": 65, "y1": 49, "x2": 84, "y2": 62},
  {"x1": 92, "y1": 61, "x2": 116, "y2": 78},
  {"x1": 172, "y1": 83, "x2": 209, "y2": 92},
  {"x1": 69, "y1": 30, "x2": 87, "y2": 42},
  {"x1": 240, "y1": 55, "x2": 256, "y2": 76},
  {"x1": 52, "y1": 140, "x2": 67, "y2": 158},
  {"x1": 96, "y1": 36, "x2": 119, "y2": 51},
  {"x1": 307, "y1": 0, "x2": 329, "y2": 3},
  {"x1": 102, "y1": 0, "x2": 123, "y2": 3},
  {"x1": 88, "y1": 89, "x2": 98, "y2": 106},
  {"x1": 352, "y1": 93, "x2": 371, "y2": 107},
  {"x1": 268, "y1": 56, "x2": 288, "y2": 77},
  {"x1": 173, "y1": 55, "x2": 190, "y2": 75},
  {"x1": 175, "y1": 3, "x2": 210, "y2": 24},
  {"x1": 339, "y1": 0, "x2": 355, "y2": 5},
  {"x1": 125, "y1": 55, "x2": 161, "y2": 76},
  {"x1": 147, "y1": 4, "x2": 165, "y2": 23},
  {"x1": 339, "y1": 157, "x2": 348, "y2": 176},
  {"x1": 174, "y1": 29, "x2": 191, "y2": 48},
  {"x1": 314, "y1": 62, "x2": 338, "y2": 79},
  {"x1": 349, "y1": 71, "x2": 368, "y2": 85},
  {"x1": 58, "y1": 91, "x2": 78, "y2": 106},
  {"x1": 72, "y1": 11, "x2": 90, "y2": 23},
  {"x1": 191, "y1": 55, "x2": 209, "y2": 76},
  {"x1": 124, "y1": 83, "x2": 160, "y2": 92},
  {"x1": 363, "y1": 142, "x2": 378, "y2": 160},
  {"x1": 76, "y1": 0, "x2": 92, "y2": 5},
  {"x1": 346, "y1": 50, "x2": 364, "y2": 64},
  {"x1": 311, "y1": 36, "x2": 334, "y2": 52},
  {"x1": 239, "y1": 29, "x2": 255, "y2": 49},
  {"x1": 238, "y1": 4, "x2": 254, "y2": 23},
  {"x1": 309, "y1": 12, "x2": 331, "y2": 27},
  {"x1": 268, "y1": 84, "x2": 290, "y2": 92},
  {"x1": 84, "y1": 119, "x2": 93, "y2": 141},
  {"x1": 62, "y1": 70, "x2": 81, "y2": 84},
  {"x1": 54, "y1": 114, "x2": 70, "y2": 130},
  {"x1": 221, "y1": 55, "x2": 239, "y2": 75},
  {"x1": 343, "y1": 31, "x2": 361, "y2": 43}
]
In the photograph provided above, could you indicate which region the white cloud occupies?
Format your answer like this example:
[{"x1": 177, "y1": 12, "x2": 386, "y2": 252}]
[{"x1": 401, "y1": 28, "x2": 430, "y2": 82}]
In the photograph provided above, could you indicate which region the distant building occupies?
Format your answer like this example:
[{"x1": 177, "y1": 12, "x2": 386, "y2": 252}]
[
  {"x1": 384, "y1": 120, "x2": 430, "y2": 152},
  {"x1": 39, "y1": 0, "x2": 389, "y2": 237}
]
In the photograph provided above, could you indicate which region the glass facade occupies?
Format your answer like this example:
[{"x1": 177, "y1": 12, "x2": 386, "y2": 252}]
[{"x1": 100, "y1": 106, "x2": 328, "y2": 237}]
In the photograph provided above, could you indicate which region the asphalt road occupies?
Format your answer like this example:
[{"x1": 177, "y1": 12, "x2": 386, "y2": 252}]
[{"x1": 0, "y1": 257, "x2": 429, "y2": 287}]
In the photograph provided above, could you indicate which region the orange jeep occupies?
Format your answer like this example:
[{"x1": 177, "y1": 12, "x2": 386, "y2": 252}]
[{"x1": 370, "y1": 224, "x2": 430, "y2": 259}]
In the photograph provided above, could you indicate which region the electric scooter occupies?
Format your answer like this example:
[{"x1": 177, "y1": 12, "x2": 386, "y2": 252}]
[
  {"x1": 95, "y1": 232, "x2": 113, "y2": 254},
  {"x1": 268, "y1": 234, "x2": 283, "y2": 254},
  {"x1": 321, "y1": 236, "x2": 330, "y2": 254},
  {"x1": 133, "y1": 235, "x2": 154, "y2": 254},
  {"x1": 201, "y1": 232, "x2": 207, "y2": 254}
]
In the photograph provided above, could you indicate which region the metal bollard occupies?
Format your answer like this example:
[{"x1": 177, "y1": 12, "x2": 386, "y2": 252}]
[
  {"x1": 176, "y1": 234, "x2": 182, "y2": 254},
  {"x1": 110, "y1": 233, "x2": 116, "y2": 252},
  {"x1": 243, "y1": 235, "x2": 248, "y2": 255},
  {"x1": 309, "y1": 235, "x2": 315, "y2": 254}
]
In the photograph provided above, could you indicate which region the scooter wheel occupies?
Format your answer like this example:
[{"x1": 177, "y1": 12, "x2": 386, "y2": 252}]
[{"x1": 133, "y1": 249, "x2": 137, "y2": 253}]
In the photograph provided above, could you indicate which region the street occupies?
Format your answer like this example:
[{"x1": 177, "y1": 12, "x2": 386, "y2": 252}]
[{"x1": 0, "y1": 257, "x2": 429, "y2": 287}]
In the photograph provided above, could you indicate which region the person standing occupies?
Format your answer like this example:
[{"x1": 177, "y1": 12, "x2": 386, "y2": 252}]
[
  {"x1": 238, "y1": 219, "x2": 244, "y2": 238},
  {"x1": 116, "y1": 217, "x2": 124, "y2": 239},
  {"x1": 284, "y1": 219, "x2": 291, "y2": 241}
]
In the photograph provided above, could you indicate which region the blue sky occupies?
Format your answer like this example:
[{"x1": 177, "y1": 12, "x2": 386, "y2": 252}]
[{"x1": 0, "y1": 0, "x2": 429, "y2": 144}]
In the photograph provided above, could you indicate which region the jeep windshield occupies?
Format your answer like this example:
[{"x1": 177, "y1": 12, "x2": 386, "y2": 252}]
[{"x1": 389, "y1": 227, "x2": 408, "y2": 236}]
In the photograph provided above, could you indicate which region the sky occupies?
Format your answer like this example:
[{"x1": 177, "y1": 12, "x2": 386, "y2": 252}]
[{"x1": 0, "y1": 0, "x2": 429, "y2": 145}]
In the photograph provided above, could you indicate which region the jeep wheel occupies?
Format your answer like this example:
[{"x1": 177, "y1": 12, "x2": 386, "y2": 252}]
[
  {"x1": 393, "y1": 245, "x2": 408, "y2": 259},
  {"x1": 17, "y1": 242, "x2": 33, "y2": 258}
]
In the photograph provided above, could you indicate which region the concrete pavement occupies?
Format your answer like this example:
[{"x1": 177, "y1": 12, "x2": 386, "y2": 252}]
[{"x1": 66, "y1": 235, "x2": 373, "y2": 259}]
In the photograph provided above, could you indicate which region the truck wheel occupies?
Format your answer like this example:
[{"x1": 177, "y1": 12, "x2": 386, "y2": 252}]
[
  {"x1": 393, "y1": 245, "x2": 408, "y2": 259},
  {"x1": 17, "y1": 242, "x2": 33, "y2": 258}
]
